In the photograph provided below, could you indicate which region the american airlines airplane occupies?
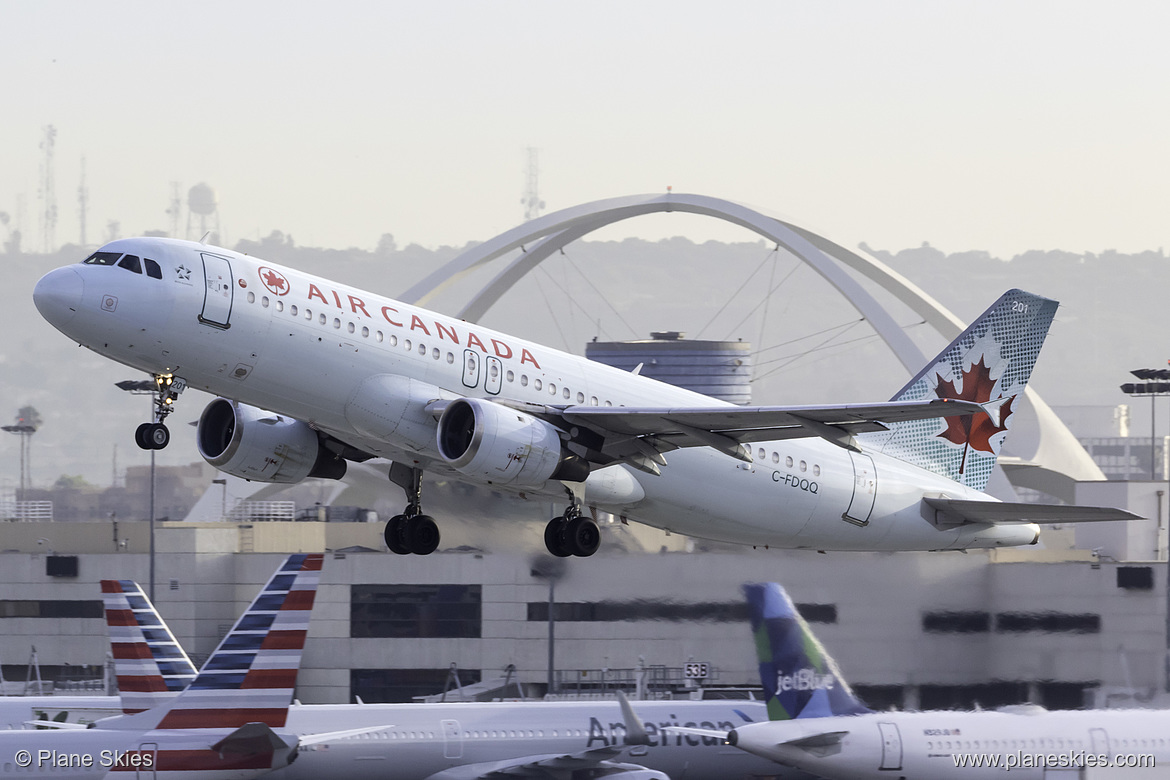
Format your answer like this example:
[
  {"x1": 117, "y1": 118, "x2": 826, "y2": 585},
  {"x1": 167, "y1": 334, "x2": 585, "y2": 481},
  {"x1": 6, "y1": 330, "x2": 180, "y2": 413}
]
[
  {"x1": 25, "y1": 572, "x2": 809, "y2": 779},
  {"x1": 33, "y1": 238, "x2": 1133, "y2": 557},
  {"x1": 673, "y1": 583, "x2": 1168, "y2": 779},
  {"x1": 0, "y1": 553, "x2": 376, "y2": 779}
]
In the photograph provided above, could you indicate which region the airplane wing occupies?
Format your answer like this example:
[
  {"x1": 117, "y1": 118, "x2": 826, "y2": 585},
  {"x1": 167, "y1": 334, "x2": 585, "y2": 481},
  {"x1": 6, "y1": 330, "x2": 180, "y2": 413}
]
[
  {"x1": 924, "y1": 498, "x2": 1142, "y2": 526},
  {"x1": 555, "y1": 398, "x2": 986, "y2": 473},
  {"x1": 422, "y1": 746, "x2": 667, "y2": 780}
]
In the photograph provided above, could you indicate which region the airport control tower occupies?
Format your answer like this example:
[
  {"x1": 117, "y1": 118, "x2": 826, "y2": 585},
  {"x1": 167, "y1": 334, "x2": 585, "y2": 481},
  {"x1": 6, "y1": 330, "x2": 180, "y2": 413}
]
[{"x1": 585, "y1": 332, "x2": 753, "y2": 405}]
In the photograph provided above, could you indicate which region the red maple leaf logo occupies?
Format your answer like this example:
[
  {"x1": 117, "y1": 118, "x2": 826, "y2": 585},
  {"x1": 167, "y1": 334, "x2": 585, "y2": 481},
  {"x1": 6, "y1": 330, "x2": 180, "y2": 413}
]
[
  {"x1": 259, "y1": 267, "x2": 289, "y2": 295},
  {"x1": 933, "y1": 355, "x2": 1014, "y2": 474}
]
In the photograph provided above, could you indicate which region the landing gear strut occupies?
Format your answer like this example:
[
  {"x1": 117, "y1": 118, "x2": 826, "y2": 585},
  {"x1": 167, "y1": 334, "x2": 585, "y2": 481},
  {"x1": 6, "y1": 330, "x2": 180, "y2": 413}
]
[
  {"x1": 134, "y1": 374, "x2": 186, "y2": 451},
  {"x1": 384, "y1": 463, "x2": 440, "y2": 555},
  {"x1": 544, "y1": 505, "x2": 600, "y2": 558}
]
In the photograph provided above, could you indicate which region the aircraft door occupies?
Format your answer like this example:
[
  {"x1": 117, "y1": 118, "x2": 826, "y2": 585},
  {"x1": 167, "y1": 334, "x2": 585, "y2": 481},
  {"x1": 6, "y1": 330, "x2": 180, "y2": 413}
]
[
  {"x1": 877, "y1": 722, "x2": 902, "y2": 771},
  {"x1": 485, "y1": 356, "x2": 503, "y2": 395},
  {"x1": 199, "y1": 253, "x2": 234, "y2": 328},
  {"x1": 843, "y1": 451, "x2": 877, "y2": 526},
  {"x1": 136, "y1": 742, "x2": 158, "y2": 780},
  {"x1": 462, "y1": 349, "x2": 481, "y2": 389},
  {"x1": 441, "y1": 719, "x2": 463, "y2": 759},
  {"x1": 1090, "y1": 727, "x2": 1109, "y2": 755}
]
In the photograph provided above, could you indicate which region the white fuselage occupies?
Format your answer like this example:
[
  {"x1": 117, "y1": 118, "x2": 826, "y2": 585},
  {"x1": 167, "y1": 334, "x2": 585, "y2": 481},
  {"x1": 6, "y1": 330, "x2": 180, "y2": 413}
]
[
  {"x1": 731, "y1": 708, "x2": 1168, "y2": 779},
  {"x1": 273, "y1": 699, "x2": 796, "y2": 780},
  {"x1": 0, "y1": 697, "x2": 800, "y2": 779},
  {"x1": 34, "y1": 237, "x2": 1036, "y2": 551}
]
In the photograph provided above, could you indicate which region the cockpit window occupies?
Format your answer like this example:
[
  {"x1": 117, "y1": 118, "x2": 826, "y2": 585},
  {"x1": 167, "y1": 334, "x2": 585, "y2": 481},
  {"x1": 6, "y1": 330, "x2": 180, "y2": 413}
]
[
  {"x1": 83, "y1": 251, "x2": 121, "y2": 266},
  {"x1": 144, "y1": 258, "x2": 162, "y2": 279},
  {"x1": 118, "y1": 255, "x2": 142, "y2": 274}
]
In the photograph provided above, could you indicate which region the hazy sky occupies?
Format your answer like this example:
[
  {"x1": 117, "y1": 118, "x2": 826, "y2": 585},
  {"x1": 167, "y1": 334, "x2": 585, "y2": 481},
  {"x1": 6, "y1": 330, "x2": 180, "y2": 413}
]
[{"x1": 4, "y1": 1, "x2": 1169, "y2": 258}]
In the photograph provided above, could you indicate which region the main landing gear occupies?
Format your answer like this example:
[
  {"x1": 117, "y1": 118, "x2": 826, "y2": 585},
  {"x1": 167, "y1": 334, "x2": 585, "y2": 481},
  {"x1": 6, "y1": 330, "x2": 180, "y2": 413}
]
[
  {"x1": 134, "y1": 374, "x2": 186, "y2": 451},
  {"x1": 384, "y1": 463, "x2": 440, "y2": 556},
  {"x1": 544, "y1": 506, "x2": 600, "y2": 558}
]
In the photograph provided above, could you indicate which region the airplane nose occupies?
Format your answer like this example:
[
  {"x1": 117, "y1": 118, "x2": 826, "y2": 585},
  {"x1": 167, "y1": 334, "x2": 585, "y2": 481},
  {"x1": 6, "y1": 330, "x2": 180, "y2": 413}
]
[{"x1": 33, "y1": 267, "x2": 84, "y2": 328}]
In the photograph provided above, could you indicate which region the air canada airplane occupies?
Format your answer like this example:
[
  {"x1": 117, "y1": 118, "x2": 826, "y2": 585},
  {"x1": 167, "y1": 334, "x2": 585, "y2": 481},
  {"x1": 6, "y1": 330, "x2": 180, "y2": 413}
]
[
  {"x1": 0, "y1": 554, "x2": 384, "y2": 778},
  {"x1": 33, "y1": 238, "x2": 1135, "y2": 557},
  {"x1": 672, "y1": 583, "x2": 1168, "y2": 779}
]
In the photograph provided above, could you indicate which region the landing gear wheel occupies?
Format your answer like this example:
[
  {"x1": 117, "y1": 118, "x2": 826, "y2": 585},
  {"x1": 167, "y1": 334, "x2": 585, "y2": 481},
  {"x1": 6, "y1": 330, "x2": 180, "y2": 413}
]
[
  {"x1": 565, "y1": 516, "x2": 600, "y2": 557},
  {"x1": 135, "y1": 423, "x2": 170, "y2": 450},
  {"x1": 404, "y1": 515, "x2": 440, "y2": 556},
  {"x1": 544, "y1": 517, "x2": 572, "y2": 558},
  {"x1": 384, "y1": 515, "x2": 411, "y2": 555},
  {"x1": 135, "y1": 423, "x2": 153, "y2": 450}
]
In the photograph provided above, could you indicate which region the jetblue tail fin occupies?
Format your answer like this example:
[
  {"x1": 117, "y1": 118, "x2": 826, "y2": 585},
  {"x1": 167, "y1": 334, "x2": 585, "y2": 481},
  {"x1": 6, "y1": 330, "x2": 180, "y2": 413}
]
[
  {"x1": 104, "y1": 553, "x2": 323, "y2": 731},
  {"x1": 744, "y1": 583, "x2": 870, "y2": 721},
  {"x1": 101, "y1": 579, "x2": 198, "y2": 714},
  {"x1": 860, "y1": 289, "x2": 1058, "y2": 492}
]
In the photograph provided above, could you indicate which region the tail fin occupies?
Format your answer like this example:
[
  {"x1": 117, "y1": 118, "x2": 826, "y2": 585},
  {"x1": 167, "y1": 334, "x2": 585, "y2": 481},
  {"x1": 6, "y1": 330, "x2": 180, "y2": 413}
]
[
  {"x1": 860, "y1": 289, "x2": 1058, "y2": 492},
  {"x1": 743, "y1": 583, "x2": 870, "y2": 721},
  {"x1": 105, "y1": 553, "x2": 323, "y2": 731},
  {"x1": 101, "y1": 580, "x2": 198, "y2": 714}
]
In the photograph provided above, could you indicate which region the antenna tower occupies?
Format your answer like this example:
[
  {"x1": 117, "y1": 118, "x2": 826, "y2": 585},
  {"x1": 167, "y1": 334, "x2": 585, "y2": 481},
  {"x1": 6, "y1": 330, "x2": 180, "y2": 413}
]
[
  {"x1": 166, "y1": 182, "x2": 182, "y2": 238},
  {"x1": 77, "y1": 155, "x2": 88, "y2": 248},
  {"x1": 38, "y1": 126, "x2": 57, "y2": 253},
  {"x1": 521, "y1": 147, "x2": 545, "y2": 221}
]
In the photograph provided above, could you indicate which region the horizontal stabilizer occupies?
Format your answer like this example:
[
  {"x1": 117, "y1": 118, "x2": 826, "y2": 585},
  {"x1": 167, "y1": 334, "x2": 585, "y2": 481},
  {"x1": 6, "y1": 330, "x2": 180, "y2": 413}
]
[
  {"x1": 663, "y1": 725, "x2": 729, "y2": 741},
  {"x1": 782, "y1": 730, "x2": 849, "y2": 750},
  {"x1": 211, "y1": 722, "x2": 293, "y2": 756},
  {"x1": 23, "y1": 720, "x2": 89, "y2": 730},
  {"x1": 924, "y1": 497, "x2": 1141, "y2": 525}
]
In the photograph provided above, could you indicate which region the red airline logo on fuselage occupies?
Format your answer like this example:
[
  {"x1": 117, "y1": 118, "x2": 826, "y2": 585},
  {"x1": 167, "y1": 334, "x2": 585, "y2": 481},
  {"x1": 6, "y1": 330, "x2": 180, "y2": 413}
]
[{"x1": 257, "y1": 268, "x2": 540, "y2": 369}]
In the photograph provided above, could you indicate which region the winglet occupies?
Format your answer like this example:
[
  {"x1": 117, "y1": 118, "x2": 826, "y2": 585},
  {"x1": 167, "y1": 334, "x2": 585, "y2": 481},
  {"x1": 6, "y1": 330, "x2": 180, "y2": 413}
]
[{"x1": 616, "y1": 690, "x2": 651, "y2": 746}]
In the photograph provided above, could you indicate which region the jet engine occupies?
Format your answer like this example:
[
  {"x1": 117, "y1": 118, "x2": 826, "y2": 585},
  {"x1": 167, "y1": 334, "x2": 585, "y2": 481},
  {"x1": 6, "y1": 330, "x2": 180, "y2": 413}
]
[
  {"x1": 436, "y1": 398, "x2": 589, "y2": 487},
  {"x1": 197, "y1": 398, "x2": 346, "y2": 483}
]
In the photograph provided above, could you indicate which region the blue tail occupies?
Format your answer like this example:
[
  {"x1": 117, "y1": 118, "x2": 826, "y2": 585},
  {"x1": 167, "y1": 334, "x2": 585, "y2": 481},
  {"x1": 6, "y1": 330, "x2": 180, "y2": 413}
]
[
  {"x1": 860, "y1": 289, "x2": 1058, "y2": 492},
  {"x1": 744, "y1": 583, "x2": 871, "y2": 721}
]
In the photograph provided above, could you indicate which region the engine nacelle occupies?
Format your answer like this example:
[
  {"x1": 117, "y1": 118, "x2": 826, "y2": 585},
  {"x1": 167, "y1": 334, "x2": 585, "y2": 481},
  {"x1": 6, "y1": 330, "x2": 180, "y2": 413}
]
[
  {"x1": 436, "y1": 398, "x2": 588, "y2": 487},
  {"x1": 197, "y1": 398, "x2": 346, "y2": 483}
]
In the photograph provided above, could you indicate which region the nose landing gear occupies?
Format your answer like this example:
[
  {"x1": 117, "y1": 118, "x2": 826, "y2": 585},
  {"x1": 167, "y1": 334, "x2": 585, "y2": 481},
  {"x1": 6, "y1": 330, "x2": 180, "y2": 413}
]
[{"x1": 133, "y1": 374, "x2": 186, "y2": 451}]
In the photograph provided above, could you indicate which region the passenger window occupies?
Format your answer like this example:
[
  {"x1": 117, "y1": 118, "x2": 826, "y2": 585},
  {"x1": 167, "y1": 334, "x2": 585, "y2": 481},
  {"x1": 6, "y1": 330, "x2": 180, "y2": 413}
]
[
  {"x1": 118, "y1": 254, "x2": 142, "y2": 273},
  {"x1": 143, "y1": 258, "x2": 162, "y2": 278},
  {"x1": 83, "y1": 251, "x2": 121, "y2": 265},
  {"x1": 247, "y1": 291, "x2": 255, "y2": 303},
  {"x1": 521, "y1": 375, "x2": 529, "y2": 387},
  {"x1": 534, "y1": 379, "x2": 542, "y2": 391},
  {"x1": 290, "y1": 304, "x2": 298, "y2": 316}
]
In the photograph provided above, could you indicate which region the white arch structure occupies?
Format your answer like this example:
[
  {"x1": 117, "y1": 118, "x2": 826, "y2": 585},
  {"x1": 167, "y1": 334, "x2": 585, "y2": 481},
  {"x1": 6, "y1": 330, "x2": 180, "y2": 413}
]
[{"x1": 401, "y1": 193, "x2": 1103, "y2": 501}]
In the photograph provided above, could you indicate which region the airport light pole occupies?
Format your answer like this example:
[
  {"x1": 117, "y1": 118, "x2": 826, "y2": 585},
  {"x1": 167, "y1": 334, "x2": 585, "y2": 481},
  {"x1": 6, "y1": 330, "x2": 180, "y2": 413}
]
[
  {"x1": 1120, "y1": 367, "x2": 1170, "y2": 692},
  {"x1": 530, "y1": 556, "x2": 566, "y2": 697},
  {"x1": 116, "y1": 380, "x2": 159, "y2": 601}
]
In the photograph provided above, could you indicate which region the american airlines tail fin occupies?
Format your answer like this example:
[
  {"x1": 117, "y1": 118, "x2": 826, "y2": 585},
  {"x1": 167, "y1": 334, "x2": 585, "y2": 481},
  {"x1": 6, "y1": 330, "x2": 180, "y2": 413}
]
[
  {"x1": 744, "y1": 583, "x2": 870, "y2": 721},
  {"x1": 860, "y1": 289, "x2": 1058, "y2": 492},
  {"x1": 101, "y1": 579, "x2": 198, "y2": 714},
  {"x1": 104, "y1": 553, "x2": 323, "y2": 731}
]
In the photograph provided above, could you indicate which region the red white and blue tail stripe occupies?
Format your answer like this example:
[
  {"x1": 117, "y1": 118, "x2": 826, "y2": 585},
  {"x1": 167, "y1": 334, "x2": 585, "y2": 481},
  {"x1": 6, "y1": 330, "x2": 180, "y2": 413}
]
[
  {"x1": 104, "y1": 553, "x2": 323, "y2": 733},
  {"x1": 101, "y1": 579, "x2": 198, "y2": 714}
]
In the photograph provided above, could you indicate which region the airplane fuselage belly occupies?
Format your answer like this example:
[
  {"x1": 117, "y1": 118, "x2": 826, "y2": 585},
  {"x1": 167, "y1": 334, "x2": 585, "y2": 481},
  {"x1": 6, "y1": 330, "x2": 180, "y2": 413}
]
[{"x1": 51, "y1": 240, "x2": 1017, "y2": 552}]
